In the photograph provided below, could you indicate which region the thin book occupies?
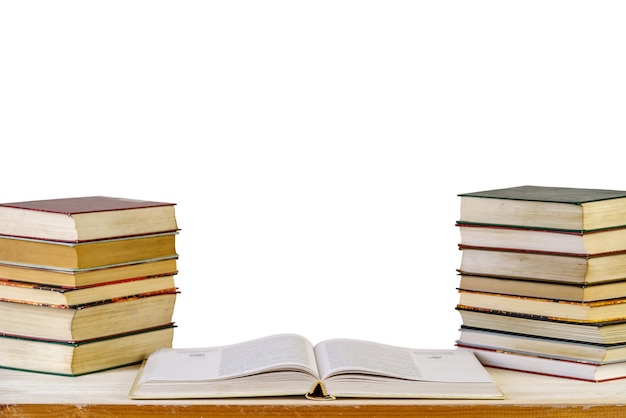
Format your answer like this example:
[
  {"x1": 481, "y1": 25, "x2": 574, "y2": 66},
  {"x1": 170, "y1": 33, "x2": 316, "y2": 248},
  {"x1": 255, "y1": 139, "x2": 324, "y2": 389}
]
[
  {"x1": 461, "y1": 344, "x2": 626, "y2": 382},
  {"x1": 0, "y1": 274, "x2": 177, "y2": 307},
  {"x1": 457, "y1": 274, "x2": 626, "y2": 302},
  {"x1": 457, "y1": 290, "x2": 626, "y2": 323},
  {"x1": 0, "y1": 232, "x2": 178, "y2": 270},
  {"x1": 456, "y1": 308, "x2": 626, "y2": 345},
  {"x1": 457, "y1": 326, "x2": 626, "y2": 364},
  {"x1": 0, "y1": 258, "x2": 178, "y2": 288},
  {"x1": 457, "y1": 222, "x2": 626, "y2": 255}
]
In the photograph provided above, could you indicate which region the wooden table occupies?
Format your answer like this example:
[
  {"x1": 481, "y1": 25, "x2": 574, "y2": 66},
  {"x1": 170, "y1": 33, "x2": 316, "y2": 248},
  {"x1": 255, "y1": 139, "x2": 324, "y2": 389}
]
[{"x1": 2, "y1": 365, "x2": 626, "y2": 417}]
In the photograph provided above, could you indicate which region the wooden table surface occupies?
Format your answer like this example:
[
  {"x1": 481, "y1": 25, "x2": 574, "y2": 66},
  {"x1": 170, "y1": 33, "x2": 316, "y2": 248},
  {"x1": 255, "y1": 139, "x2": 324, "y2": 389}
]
[{"x1": 2, "y1": 365, "x2": 626, "y2": 417}]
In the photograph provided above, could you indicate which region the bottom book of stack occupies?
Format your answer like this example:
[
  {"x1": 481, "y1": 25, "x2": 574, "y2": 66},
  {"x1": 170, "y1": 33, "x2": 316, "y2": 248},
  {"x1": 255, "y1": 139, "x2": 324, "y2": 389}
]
[
  {"x1": 0, "y1": 273, "x2": 178, "y2": 376},
  {"x1": 456, "y1": 322, "x2": 626, "y2": 382},
  {"x1": 0, "y1": 324, "x2": 175, "y2": 376},
  {"x1": 456, "y1": 279, "x2": 626, "y2": 382},
  {"x1": 457, "y1": 341, "x2": 626, "y2": 382}
]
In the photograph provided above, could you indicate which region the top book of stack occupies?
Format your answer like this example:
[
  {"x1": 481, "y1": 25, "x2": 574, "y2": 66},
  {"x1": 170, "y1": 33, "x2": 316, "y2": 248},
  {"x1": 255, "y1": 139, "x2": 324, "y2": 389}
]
[
  {"x1": 0, "y1": 196, "x2": 178, "y2": 243},
  {"x1": 458, "y1": 185, "x2": 626, "y2": 232}
]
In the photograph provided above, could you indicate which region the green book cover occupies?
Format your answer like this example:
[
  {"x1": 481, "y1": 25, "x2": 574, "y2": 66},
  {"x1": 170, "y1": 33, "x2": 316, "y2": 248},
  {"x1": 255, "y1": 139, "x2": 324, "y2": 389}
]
[{"x1": 459, "y1": 185, "x2": 626, "y2": 204}]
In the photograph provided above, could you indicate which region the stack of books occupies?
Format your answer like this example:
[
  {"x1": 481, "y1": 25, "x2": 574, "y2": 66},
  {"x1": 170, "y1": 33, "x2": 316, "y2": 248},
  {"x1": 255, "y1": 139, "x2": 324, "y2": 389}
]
[
  {"x1": 0, "y1": 196, "x2": 180, "y2": 376},
  {"x1": 454, "y1": 185, "x2": 626, "y2": 382}
]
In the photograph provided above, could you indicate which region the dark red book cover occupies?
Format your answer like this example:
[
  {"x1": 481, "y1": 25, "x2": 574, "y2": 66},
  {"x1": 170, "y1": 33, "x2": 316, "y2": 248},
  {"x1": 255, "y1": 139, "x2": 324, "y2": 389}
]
[{"x1": 0, "y1": 196, "x2": 175, "y2": 215}]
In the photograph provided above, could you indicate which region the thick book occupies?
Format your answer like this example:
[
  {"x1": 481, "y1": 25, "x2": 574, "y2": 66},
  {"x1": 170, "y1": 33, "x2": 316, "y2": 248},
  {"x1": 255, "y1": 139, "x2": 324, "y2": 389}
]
[
  {"x1": 0, "y1": 324, "x2": 174, "y2": 376},
  {"x1": 458, "y1": 185, "x2": 626, "y2": 232},
  {"x1": 0, "y1": 258, "x2": 178, "y2": 288},
  {"x1": 128, "y1": 333, "x2": 504, "y2": 400},
  {"x1": 0, "y1": 274, "x2": 176, "y2": 307},
  {"x1": 461, "y1": 344, "x2": 626, "y2": 382},
  {"x1": 0, "y1": 196, "x2": 178, "y2": 242},
  {"x1": 0, "y1": 290, "x2": 177, "y2": 342},
  {"x1": 0, "y1": 233, "x2": 178, "y2": 270},
  {"x1": 458, "y1": 274, "x2": 626, "y2": 302},
  {"x1": 457, "y1": 326, "x2": 626, "y2": 364},
  {"x1": 457, "y1": 222, "x2": 626, "y2": 255},
  {"x1": 456, "y1": 308, "x2": 626, "y2": 345},
  {"x1": 457, "y1": 290, "x2": 626, "y2": 323},
  {"x1": 458, "y1": 245, "x2": 626, "y2": 284}
]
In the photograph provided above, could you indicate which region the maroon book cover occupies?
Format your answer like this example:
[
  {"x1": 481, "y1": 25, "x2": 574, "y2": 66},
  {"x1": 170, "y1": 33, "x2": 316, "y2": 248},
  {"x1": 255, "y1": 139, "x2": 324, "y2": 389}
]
[{"x1": 0, "y1": 196, "x2": 175, "y2": 214}]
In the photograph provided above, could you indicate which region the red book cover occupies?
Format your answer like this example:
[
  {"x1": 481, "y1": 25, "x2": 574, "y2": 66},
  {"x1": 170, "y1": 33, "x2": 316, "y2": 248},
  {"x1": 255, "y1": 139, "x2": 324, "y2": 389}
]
[
  {"x1": 0, "y1": 196, "x2": 178, "y2": 242},
  {"x1": 0, "y1": 196, "x2": 175, "y2": 214}
]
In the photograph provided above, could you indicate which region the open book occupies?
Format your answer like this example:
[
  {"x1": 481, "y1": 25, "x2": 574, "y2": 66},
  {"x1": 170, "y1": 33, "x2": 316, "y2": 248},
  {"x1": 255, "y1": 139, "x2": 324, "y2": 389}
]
[{"x1": 128, "y1": 333, "x2": 504, "y2": 400}]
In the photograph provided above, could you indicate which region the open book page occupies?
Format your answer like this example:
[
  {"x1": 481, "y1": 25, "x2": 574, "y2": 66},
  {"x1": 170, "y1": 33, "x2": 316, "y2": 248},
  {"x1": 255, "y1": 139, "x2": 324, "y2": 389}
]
[
  {"x1": 313, "y1": 339, "x2": 503, "y2": 399},
  {"x1": 136, "y1": 333, "x2": 319, "y2": 384},
  {"x1": 129, "y1": 334, "x2": 322, "y2": 399}
]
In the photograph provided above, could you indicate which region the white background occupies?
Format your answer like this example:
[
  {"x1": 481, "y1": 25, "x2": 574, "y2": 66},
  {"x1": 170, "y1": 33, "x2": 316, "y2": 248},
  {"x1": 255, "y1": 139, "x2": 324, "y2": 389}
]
[{"x1": 1, "y1": 1, "x2": 625, "y2": 349}]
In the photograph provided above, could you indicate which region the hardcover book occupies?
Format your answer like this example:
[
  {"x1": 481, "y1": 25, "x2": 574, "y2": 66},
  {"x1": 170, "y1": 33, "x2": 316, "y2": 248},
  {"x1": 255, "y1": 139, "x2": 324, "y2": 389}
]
[
  {"x1": 0, "y1": 274, "x2": 176, "y2": 307},
  {"x1": 456, "y1": 308, "x2": 626, "y2": 345},
  {"x1": 0, "y1": 324, "x2": 174, "y2": 376},
  {"x1": 458, "y1": 185, "x2": 626, "y2": 231},
  {"x1": 0, "y1": 290, "x2": 177, "y2": 342},
  {"x1": 0, "y1": 233, "x2": 178, "y2": 270},
  {"x1": 458, "y1": 245, "x2": 626, "y2": 284},
  {"x1": 0, "y1": 196, "x2": 178, "y2": 242},
  {"x1": 458, "y1": 274, "x2": 626, "y2": 302},
  {"x1": 457, "y1": 326, "x2": 626, "y2": 364},
  {"x1": 457, "y1": 222, "x2": 626, "y2": 255},
  {"x1": 461, "y1": 344, "x2": 626, "y2": 382},
  {"x1": 0, "y1": 258, "x2": 178, "y2": 288},
  {"x1": 457, "y1": 290, "x2": 626, "y2": 323},
  {"x1": 128, "y1": 333, "x2": 504, "y2": 400}
]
